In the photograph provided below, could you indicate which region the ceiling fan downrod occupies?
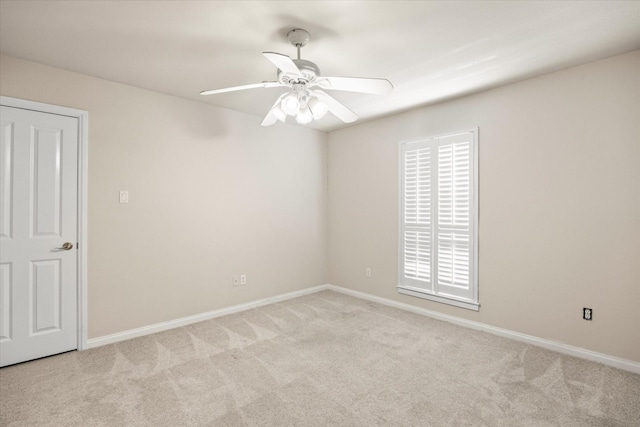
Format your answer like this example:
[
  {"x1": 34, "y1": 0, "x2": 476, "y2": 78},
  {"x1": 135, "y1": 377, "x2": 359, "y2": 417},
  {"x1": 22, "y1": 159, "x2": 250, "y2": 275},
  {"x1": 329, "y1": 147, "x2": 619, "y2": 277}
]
[{"x1": 287, "y1": 28, "x2": 310, "y2": 60}]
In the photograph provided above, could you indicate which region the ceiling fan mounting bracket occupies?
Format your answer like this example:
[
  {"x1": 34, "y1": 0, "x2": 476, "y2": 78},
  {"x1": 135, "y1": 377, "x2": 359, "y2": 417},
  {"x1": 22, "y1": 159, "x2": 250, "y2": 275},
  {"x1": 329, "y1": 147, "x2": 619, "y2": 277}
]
[{"x1": 287, "y1": 29, "x2": 310, "y2": 48}]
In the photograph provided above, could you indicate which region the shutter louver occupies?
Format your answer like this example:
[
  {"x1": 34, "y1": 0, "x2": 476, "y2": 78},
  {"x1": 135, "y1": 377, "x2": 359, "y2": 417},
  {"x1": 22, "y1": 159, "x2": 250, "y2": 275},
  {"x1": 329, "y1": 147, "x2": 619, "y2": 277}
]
[
  {"x1": 403, "y1": 230, "x2": 430, "y2": 281},
  {"x1": 438, "y1": 142, "x2": 470, "y2": 229},
  {"x1": 437, "y1": 232, "x2": 470, "y2": 288}
]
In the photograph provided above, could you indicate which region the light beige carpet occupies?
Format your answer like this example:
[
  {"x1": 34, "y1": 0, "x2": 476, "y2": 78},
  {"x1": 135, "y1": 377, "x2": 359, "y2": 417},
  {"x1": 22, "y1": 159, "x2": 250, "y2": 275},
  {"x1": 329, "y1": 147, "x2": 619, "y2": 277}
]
[{"x1": 1, "y1": 290, "x2": 639, "y2": 426}]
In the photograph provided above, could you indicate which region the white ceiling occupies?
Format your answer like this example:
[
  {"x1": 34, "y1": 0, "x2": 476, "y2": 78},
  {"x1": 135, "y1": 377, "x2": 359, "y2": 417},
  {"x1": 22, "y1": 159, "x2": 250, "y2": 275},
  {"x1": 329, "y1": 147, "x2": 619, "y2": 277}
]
[{"x1": 1, "y1": 1, "x2": 639, "y2": 132}]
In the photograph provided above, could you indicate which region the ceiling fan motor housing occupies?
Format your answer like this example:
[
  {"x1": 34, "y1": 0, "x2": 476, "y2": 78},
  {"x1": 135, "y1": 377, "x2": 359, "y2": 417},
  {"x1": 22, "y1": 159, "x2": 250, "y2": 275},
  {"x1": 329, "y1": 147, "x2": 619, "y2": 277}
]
[{"x1": 277, "y1": 59, "x2": 320, "y2": 85}]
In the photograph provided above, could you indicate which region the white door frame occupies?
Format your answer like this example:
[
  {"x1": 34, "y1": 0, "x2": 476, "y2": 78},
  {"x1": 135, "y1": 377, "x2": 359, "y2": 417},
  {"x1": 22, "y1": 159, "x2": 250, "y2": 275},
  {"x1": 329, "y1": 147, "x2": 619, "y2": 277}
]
[{"x1": 1, "y1": 95, "x2": 89, "y2": 351}]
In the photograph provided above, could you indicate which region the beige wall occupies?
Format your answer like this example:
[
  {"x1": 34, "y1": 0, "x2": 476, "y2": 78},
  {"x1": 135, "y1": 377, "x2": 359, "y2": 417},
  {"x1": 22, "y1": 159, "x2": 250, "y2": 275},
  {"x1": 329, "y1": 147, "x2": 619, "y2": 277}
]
[
  {"x1": 328, "y1": 51, "x2": 640, "y2": 362},
  {"x1": 0, "y1": 55, "x2": 328, "y2": 338}
]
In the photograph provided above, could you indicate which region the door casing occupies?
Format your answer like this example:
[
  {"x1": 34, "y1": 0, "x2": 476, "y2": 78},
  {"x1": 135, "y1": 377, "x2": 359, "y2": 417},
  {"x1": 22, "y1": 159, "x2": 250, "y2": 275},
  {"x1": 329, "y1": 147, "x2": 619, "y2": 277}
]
[{"x1": 0, "y1": 96, "x2": 89, "y2": 351}]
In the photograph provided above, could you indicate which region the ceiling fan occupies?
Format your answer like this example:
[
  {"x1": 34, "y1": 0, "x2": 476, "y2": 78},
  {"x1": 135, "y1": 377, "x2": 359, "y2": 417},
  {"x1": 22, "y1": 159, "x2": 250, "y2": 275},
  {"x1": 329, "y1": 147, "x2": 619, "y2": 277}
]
[{"x1": 200, "y1": 29, "x2": 393, "y2": 126}]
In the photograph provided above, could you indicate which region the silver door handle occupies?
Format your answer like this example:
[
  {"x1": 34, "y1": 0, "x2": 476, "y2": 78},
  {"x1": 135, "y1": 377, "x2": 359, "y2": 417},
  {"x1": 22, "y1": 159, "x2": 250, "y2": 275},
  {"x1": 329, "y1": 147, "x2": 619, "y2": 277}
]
[{"x1": 55, "y1": 242, "x2": 74, "y2": 250}]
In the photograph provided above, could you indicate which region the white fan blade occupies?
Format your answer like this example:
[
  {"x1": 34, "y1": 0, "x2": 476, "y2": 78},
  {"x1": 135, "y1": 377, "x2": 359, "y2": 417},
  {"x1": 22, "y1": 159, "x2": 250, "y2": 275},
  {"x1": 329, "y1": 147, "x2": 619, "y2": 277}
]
[
  {"x1": 263, "y1": 52, "x2": 302, "y2": 76},
  {"x1": 313, "y1": 76, "x2": 393, "y2": 95},
  {"x1": 311, "y1": 90, "x2": 358, "y2": 123},
  {"x1": 200, "y1": 81, "x2": 283, "y2": 96},
  {"x1": 261, "y1": 110, "x2": 279, "y2": 127},
  {"x1": 261, "y1": 93, "x2": 288, "y2": 126}
]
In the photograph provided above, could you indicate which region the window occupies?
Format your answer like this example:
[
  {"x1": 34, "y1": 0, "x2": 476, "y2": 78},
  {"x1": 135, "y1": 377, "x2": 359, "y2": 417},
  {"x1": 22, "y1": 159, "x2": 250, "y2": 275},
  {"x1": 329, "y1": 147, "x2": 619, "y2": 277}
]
[{"x1": 398, "y1": 129, "x2": 478, "y2": 310}]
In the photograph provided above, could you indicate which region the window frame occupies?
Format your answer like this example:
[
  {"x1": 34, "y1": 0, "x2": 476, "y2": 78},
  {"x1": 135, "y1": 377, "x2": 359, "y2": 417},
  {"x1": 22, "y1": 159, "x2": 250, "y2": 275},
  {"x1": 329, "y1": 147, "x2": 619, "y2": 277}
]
[{"x1": 397, "y1": 128, "x2": 479, "y2": 311}]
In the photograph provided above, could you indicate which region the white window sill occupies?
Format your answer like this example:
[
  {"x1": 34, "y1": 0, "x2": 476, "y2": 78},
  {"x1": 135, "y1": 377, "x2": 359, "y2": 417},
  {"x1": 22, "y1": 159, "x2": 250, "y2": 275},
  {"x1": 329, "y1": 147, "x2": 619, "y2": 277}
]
[{"x1": 397, "y1": 286, "x2": 479, "y2": 311}]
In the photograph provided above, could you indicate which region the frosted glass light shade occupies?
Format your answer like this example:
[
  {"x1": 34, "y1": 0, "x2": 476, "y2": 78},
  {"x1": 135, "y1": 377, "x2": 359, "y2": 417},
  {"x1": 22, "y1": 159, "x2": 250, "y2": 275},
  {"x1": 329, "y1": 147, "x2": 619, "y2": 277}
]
[
  {"x1": 296, "y1": 106, "x2": 313, "y2": 124},
  {"x1": 281, "y1": 92, "x2": 300, "y2": 115},
  {"x1": 308, "y1": 97, "x2": 329, "y2": 120}
]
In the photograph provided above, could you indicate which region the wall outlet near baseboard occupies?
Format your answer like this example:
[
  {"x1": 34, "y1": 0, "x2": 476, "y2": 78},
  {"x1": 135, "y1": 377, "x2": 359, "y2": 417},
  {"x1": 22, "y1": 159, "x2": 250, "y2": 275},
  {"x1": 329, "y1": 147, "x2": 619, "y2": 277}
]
[
  {"x1": 240, "y1": 274, "x2": 247, "y2": 285},
  {"x1": 365, "y1": 268, "x2": 372, "y2": 278},
  {"x1": 583, "y1": 307, "x2": 593, "y2": 321}
]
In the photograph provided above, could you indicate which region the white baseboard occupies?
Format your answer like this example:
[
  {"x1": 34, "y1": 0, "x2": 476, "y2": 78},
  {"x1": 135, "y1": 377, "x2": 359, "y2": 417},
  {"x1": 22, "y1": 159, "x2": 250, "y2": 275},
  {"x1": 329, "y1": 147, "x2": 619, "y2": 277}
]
[
  {"x1": 86, "y1": 282, "x2": 639, "y2": 375},
  {"x1": 325, "y1": 284, "x2": 640, "y2": 375},
  {"x1": 86, "y1": 285, "x2": 330, "y2": 348}
]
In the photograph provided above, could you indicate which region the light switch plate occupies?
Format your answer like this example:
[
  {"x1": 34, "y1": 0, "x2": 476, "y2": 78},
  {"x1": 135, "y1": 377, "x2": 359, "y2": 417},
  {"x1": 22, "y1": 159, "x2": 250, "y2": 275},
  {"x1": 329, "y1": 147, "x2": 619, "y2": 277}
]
[{"x1": 119, "y1": 190, "x2": 129, "y2": 204}]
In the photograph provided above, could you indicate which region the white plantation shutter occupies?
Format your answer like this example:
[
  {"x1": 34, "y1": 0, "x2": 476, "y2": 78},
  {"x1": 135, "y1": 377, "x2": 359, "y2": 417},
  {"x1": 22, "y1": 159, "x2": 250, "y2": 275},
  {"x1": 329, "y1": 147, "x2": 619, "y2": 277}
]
[
  {"x1": 435, "y1": 134, "x2": 473, "y2": 299},
  {"x1": 403, "y1": 146, "x2": 432, "y2": 290},
  {"x1": 399, "y1": 130, "x2": 478, "y2": 310}
]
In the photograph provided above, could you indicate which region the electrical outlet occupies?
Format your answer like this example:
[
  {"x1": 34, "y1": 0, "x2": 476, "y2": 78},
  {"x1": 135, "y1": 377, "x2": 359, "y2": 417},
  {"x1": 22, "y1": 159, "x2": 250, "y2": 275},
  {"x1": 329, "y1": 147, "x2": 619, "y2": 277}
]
[
  {"x1": 232, "y1": 276, "x2": 239, "y2": 287},
  {"x1": 365, "y1": 268, "x2": 372, "y2": 278},
  {"x1": 583, "y1": 307, "x2": 593, "y2": 321},
  {"x1": 240, "y1": 274, "x2": 247, "y2": 285}
]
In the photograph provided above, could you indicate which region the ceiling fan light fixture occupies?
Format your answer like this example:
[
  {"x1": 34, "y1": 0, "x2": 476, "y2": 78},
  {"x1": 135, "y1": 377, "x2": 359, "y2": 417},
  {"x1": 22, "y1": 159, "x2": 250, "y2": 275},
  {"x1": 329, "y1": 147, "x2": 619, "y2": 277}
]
[
  {"x1": 298, "y1": 93, "x2": 309, "y2": 109},
  {"x1": 281, "y1": 92, "x2": 300, "y2": 115},
  {"x1": 308, "y1": 97, "x2": 329, "y2": 120},
  {"x1": 295, "y1": 106, "x2": 314, "y2": 124}
]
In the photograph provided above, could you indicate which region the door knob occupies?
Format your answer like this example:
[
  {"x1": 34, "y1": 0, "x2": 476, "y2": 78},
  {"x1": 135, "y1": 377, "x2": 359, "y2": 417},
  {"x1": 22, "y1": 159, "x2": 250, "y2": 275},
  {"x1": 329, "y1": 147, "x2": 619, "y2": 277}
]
[{"x1": 55, "y1": 242, "x2": 74, "y2": 250}]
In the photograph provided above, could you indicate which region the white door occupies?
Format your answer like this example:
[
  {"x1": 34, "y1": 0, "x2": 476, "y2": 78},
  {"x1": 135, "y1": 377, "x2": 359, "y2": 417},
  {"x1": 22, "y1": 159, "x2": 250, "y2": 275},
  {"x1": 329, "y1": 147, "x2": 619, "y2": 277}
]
[{"x1": 0, "y1": 105, "x2": 79, "y2": 367}]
